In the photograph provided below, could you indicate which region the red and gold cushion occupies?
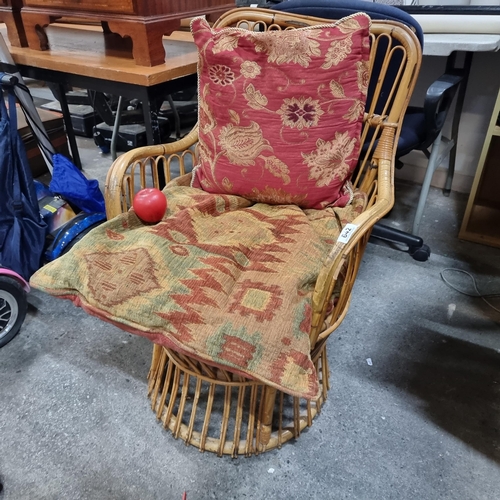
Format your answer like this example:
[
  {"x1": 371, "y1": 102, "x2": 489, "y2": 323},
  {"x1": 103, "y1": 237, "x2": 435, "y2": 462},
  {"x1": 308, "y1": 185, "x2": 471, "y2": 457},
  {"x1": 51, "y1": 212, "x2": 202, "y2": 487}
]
[{"x1": 190, "y1": 14, "x2": 370, "y2": 209}]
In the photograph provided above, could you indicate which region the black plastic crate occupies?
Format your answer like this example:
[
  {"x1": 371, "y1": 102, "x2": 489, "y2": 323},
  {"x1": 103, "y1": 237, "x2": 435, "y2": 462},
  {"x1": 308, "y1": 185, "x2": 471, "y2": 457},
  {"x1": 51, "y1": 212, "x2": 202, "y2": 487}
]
[
  {"x1": 94, "y1": 118, "x2": 171, "y2": 152},
  {"x1": 41, "y1": 101, "x2": 98, "y2": 138}
]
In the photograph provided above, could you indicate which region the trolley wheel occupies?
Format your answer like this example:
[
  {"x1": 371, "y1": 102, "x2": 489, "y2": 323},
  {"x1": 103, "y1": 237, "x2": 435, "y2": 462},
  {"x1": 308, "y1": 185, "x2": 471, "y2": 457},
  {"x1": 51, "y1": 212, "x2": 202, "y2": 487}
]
[{"x1": 0, "y1": 276, "x2": 28, "y2": 348}]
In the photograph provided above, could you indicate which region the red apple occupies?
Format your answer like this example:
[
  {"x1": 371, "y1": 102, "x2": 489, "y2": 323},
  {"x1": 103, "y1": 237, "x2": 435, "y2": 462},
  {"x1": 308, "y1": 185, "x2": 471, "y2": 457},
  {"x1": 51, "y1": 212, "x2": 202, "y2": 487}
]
[{"x1": 133, "y1": 188, "x2": 167, "y2": 223}]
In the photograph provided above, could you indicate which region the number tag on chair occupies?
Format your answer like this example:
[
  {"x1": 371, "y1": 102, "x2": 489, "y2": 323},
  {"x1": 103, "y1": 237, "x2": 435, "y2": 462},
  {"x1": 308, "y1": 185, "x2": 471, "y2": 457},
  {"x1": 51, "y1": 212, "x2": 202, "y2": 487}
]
[{"x1": 337, "y1": 224, "x2": 358, "y2": 244}]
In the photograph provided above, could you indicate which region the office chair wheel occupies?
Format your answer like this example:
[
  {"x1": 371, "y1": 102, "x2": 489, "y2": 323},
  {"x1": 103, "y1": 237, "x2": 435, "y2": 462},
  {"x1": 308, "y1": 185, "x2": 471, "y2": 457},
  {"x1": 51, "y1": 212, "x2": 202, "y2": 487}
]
[{"x1": 408, "y1": 243, "x2": 431, "y2": 262}]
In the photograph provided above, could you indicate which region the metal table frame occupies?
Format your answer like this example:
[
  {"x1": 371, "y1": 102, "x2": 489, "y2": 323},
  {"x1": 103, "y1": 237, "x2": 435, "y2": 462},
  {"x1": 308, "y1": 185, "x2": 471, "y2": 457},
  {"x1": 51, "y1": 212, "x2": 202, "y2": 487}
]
[{"x1": 1, "y1": 61, "x2": 197, "y2": 169}]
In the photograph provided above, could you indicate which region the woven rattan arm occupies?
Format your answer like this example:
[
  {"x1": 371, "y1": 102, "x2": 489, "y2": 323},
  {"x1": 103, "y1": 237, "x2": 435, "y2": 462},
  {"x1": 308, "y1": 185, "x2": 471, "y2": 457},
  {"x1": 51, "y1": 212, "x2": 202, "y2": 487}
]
[
  {"x1": 310, "y1": 127, "x2": 396, "y2": 348},
  {"x1": 104, "y1": 126, "x2": 199, "y2": 219}
]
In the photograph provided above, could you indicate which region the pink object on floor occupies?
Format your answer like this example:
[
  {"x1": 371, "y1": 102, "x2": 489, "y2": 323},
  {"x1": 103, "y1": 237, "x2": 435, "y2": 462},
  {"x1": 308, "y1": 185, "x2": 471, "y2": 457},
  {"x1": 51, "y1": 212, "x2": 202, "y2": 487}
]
[{"x1": 0, "y1": 268, "x2": 30, "y2": 292}]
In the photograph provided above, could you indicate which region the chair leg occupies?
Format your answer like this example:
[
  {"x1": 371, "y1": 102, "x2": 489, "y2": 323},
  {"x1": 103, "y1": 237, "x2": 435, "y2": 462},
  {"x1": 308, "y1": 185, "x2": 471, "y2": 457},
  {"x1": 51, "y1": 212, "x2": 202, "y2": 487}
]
[
  {"x1": 412, "y1": 132, "x2": 444, "y2": 235},
  {"x1": 147, "y1": 343, "x2": 164, "y2": 395},
  {"x1": 442, "y1": 150, "x2": 456, "y2": 197},
  {"x1": 147, "y1": 346, "x2": 329, "y2": 455},
  {"x1": 257, "y1": 386, "x2": 277, "y2": 452},
  {"x1": 371, "y1": 223, "x2": 430, "y2": 261}
]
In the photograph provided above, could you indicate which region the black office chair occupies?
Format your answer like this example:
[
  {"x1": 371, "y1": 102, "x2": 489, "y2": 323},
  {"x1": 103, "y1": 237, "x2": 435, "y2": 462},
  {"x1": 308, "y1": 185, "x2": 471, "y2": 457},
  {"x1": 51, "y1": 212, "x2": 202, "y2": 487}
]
[{"x1": 273, "y1": 0, "x2": 463, "y2": 261}]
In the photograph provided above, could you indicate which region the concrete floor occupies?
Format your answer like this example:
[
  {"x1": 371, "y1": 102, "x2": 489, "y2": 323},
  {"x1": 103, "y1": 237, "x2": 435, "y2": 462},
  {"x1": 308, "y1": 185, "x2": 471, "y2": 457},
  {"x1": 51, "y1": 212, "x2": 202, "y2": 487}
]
[{"x1": 1, "y1": 123, "x2": 500, "y2": 499}]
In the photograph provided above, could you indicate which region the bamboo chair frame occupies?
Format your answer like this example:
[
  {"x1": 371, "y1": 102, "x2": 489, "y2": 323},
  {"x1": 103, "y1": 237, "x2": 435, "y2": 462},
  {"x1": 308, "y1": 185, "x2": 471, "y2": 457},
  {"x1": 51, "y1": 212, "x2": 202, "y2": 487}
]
[{"x1": 104, "y1": 8, "x2": 422, "y2": 457}]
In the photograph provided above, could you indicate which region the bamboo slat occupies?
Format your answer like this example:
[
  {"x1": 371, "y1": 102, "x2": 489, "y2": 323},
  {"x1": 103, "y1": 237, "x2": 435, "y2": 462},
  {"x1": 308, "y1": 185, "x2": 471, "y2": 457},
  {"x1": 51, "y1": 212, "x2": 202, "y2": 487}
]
[{"x1": 145, "y1": 346, "x2": 329, "y2": 455}]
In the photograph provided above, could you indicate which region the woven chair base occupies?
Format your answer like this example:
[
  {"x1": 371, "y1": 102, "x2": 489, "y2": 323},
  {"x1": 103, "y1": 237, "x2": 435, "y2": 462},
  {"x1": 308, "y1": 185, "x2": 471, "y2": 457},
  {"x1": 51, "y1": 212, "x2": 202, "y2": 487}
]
[{"x1": 147, "y1": 344, "x2": 330, "y2": 457}]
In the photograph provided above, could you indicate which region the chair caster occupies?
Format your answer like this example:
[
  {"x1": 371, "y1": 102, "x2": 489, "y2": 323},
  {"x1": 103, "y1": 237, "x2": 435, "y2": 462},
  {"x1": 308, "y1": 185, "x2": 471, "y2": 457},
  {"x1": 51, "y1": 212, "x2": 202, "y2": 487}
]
[
  {"x1": 370, "y1": 223, "x2": 431, "y2": 262},
  {"x1": 408, "y1": 243, "x2": 431, "y2": 262}
]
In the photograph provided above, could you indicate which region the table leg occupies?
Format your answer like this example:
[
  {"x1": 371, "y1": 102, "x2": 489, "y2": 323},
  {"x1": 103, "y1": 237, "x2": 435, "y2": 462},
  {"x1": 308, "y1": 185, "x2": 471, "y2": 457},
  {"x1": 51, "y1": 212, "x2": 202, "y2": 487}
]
[
  {"x1": 141, "y1": 92, "x2": 163, "y2": 145},
  {"x1": 444, "y1": 51, "x2": 473, "y2": 196},
  {"x1": 110, "y1": 95, "x2": 126, "y2": 161},
  {"x1": 166, "y1": 94, "x2": 181, "y2": 139},
  {"x1": 142, "y1": 91, "x2": 168, "y2": 187},
  {"x1": 51, "y1": 83, "x2": 82, "y2": 170}
]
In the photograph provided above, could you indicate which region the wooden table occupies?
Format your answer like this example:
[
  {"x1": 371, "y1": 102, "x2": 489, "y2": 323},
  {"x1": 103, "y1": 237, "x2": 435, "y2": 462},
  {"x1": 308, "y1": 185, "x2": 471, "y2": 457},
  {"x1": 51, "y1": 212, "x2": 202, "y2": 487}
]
[
  {"x1": 0, "y1": 22, "x2": 198, "y2": 167},
  {"x1": 19, "y1": 0, "x2": 234, "y2": 66},
  {"x1": 423, "y1": 33, "x2": 500, "y2": 57}
]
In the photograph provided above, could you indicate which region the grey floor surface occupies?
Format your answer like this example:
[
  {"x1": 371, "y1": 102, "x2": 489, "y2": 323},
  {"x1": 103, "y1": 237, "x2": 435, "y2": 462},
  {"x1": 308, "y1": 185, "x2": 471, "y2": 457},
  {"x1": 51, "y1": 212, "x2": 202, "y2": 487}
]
[{"x1": 1, "y1": 122, "x2": 500, "y2": 499}]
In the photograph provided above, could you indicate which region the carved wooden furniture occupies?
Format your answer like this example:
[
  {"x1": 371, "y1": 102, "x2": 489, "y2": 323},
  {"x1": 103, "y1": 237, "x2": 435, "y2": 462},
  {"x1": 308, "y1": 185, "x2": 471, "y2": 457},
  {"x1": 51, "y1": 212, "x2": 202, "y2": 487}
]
[
  {"x1": 103, "y1": 8, "x2": 422, "y2": 456},
  {"x1": 0, "y1": 0, "x2": 27, "y2": 47},
  {"x1": 0, "y1": 23, "x2": 198, "y2": 161},
  {"x1": 20, "y1": 0, "x2": 235, "y2": 66}
]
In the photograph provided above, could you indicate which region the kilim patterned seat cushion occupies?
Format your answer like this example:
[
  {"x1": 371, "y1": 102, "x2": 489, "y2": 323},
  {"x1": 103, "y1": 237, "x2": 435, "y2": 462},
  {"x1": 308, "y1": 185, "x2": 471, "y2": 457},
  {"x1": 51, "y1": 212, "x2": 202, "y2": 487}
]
[{"x1": 30, "y1": 179, "x2": 366, "y2": 399}]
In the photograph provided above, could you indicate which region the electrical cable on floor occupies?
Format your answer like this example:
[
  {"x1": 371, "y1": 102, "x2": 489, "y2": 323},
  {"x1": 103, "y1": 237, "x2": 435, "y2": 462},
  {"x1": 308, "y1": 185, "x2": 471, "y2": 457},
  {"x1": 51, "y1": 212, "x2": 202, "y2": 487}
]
[{"x1": 440, "y1": 268, "x2": 500, "y2": 314}]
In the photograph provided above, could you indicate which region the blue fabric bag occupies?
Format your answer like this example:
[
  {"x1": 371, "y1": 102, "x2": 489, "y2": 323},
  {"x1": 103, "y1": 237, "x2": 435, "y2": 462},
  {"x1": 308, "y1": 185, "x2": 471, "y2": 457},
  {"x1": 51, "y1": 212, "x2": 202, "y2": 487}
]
[
  {"x1": 0, "y1": 90, "x2": 47, "y2": 280},
  {"x1": 49, "y1": 153, "x2": 105, "y2": 214}
]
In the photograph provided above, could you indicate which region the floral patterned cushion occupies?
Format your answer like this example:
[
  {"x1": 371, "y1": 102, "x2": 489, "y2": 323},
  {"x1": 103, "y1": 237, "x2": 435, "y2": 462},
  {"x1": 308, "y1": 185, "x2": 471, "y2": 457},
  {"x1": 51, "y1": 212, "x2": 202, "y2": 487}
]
[{"x1": 190, "y1": 14, "x2": 371, "y2": 209}]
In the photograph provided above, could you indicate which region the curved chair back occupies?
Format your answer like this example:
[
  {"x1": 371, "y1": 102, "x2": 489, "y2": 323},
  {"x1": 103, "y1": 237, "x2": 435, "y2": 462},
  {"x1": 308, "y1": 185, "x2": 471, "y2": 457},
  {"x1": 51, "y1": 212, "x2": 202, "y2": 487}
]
[
  {"x1": 214, "y1": 8, "x2": 422, "y2": 228},
  {"x1": 274, "y1": 0, "x2": 424, "y2": 46},
  {"x1": 274, "y1": 1, "x2": 461, "y2": 241},
  {"x1": 274, "y1": 1, "x2": 424, "y2": 121}
]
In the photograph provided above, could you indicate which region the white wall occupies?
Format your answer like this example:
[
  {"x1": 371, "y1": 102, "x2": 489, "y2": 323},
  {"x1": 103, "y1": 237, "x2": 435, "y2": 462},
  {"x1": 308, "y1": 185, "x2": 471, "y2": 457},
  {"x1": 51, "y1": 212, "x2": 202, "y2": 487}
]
[{"x1": 396, "y1": 50, "x2": 500, "y2": 193}]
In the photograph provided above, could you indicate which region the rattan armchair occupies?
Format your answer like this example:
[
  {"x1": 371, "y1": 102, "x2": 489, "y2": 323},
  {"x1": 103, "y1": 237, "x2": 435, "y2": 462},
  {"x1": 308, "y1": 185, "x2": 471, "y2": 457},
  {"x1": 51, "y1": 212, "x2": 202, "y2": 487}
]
[{"x1": 104, "y1": 8, "x2": 421, "y2": 456}]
